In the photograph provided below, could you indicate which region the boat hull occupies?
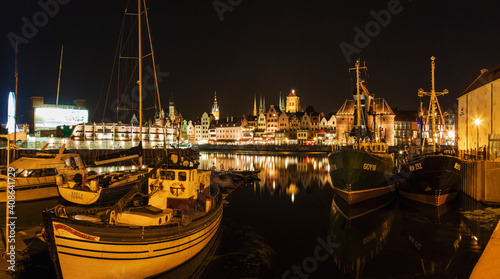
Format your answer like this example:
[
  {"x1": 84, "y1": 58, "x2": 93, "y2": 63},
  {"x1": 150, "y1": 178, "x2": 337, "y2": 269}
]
[
  {"x1": 58, "y1": 180, "x2": 142, "y2": 205},
  {"x1": 328, "y1": 148, "x2": 395, "y2": 204},
  {"x1": 0, "y1": 182, "x2": 59, "y2": 202},
  {"x1": 43, "y1": 198, "x2": 223, "y2": 279},
  {"x1": 398, "y1": 154, "x2": 462, "y2": 206}
]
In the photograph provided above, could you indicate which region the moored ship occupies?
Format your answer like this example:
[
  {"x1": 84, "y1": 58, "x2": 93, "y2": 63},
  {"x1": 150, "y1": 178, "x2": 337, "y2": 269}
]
[
  {"x1": 42, "y1": 148, "x2": 223, "y2": 278},
  {"x1": 398, "y1": 152, "x2": 462, "y2": 205},
  {"x1": 329, "y1": 59, "x2": 396, "y2": 204},
  {"x1": 398, "y1": 57, "x2": 462, "y2": 206}
]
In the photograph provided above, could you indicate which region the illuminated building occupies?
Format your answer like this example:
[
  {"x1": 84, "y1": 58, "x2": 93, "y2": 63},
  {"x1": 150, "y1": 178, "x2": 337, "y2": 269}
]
[
  {"x1": 29, "y1": 96, "x2": 88, "y2": 135},
  {"x1": 458, "y1": 64, "x2": 500, "y2": 159}
]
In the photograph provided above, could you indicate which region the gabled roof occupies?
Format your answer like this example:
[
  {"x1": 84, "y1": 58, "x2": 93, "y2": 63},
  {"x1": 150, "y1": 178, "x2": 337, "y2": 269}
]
[
  {"x1": 336, "y1": 100, "x2": 354, "y2": 115},
  {"x1": 335, "y1": 98, "x2": 395, "y2": 116},
  {"x1": 461, "y1": 63, "x2": 500, "y2": 96},
  {"x1": 372, "y1": 98, "x2": 395, "y2": 115}
]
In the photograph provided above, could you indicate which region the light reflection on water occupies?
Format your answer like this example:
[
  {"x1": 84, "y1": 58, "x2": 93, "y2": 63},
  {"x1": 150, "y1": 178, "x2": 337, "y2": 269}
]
[
  {"x1": 4, "y1": 151, "x2": 500, "y2": 279},
  {"x1": 199, "y1": 151, "x2": 332, "y2": 204}
]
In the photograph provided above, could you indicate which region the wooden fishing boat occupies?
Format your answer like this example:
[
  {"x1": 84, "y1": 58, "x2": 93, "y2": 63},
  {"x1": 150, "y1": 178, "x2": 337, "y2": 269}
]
[{"x1": 42, "y1": 149, "x2": 223, "y2": 278}]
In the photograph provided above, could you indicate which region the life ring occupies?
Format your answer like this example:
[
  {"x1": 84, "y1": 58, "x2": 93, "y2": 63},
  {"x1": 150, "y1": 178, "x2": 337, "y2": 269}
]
[{"x1": 170, "y1": 183, "x2": 185, "y2": 196}]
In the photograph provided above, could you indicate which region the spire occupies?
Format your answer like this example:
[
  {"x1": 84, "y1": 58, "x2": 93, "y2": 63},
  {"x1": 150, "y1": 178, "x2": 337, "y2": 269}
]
[
  {"x1": 259, "y1": 94, "x2": 263, "y2": 114},
  {"x1": 212, "y1": 91, "x2": 220, "y2": 120},
  {"x1": 263, "y1": 95, "x2": 266, "y2": 113},
  {"x1": 253, "y1": 92, "x2": 257, "y2": 116},
  {"x1": 279, "y1": 91, "x2": 284, "y2": 111}
]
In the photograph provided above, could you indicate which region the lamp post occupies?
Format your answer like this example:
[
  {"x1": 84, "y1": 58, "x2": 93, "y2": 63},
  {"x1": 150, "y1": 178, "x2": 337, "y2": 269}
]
[{"x1": 474, "y1": 118, "x2": 481, "y2": 160}]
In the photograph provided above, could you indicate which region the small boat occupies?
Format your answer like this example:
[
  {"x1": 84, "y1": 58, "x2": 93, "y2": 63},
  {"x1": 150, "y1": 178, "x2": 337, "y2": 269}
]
[
  {"x1": 211, "y1": 169, "x2": 260, "y2": 191},
  {"x1": 398, "y1": 57, "x2": 462, "y2": 206},
  {"x1": 42, "y1": 148, "x2": 223, "y2": 279},
  {"x1": 57, "y1": 168, "x2": 148, "y2": 205},
  {"x1": 58, "y1": 143, "x2": 147, "y2": 205},
  {"x1": 0, "y1": 144, "x2": 87, "y2": 202},
  {"x1": 329, "y1": 59, "x2": 396, "y2": 204}
]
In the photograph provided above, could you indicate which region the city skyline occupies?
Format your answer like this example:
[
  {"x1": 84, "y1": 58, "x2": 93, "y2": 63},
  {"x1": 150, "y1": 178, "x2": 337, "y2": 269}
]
[{"x1": 2, "y1": 0, "x2": 500, "y2": 125}]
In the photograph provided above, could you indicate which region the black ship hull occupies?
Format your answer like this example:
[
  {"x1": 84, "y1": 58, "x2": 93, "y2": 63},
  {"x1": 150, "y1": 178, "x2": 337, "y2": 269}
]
[
  {"x1": 329, "y1": 148, "x2": 396, "y2": 204},
  {"x1": 398, "y1": 154, "x2": 462, "y2": 206}
]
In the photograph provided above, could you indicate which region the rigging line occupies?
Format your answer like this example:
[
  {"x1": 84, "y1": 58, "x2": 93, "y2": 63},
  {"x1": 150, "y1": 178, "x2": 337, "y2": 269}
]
[
  {"x1": 117, "y1": 63, "x2": 139, "y2": 111},
  {"x1": 103, "y1": 7, "x2": 128, "y2": 122},
  {"x1": 143, "y1": 0, "x2": 162, "y2": 113}
]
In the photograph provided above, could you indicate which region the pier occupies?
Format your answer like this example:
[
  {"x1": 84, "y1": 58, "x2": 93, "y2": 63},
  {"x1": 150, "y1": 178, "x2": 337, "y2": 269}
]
[{"x1": 460, "y1": 159, "x2": 500, "y2": 205}]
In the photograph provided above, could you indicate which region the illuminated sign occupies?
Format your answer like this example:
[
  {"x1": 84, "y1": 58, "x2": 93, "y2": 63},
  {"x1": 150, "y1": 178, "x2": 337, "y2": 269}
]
[{"x1": 35, "y1": 107, "x2": 88, "y2": 130}]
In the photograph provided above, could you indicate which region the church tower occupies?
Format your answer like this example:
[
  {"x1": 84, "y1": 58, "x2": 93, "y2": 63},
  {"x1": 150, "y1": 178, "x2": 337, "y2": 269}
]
[
  {"x1": 169, "y1": 94, "x2": 177, "y2": 121},
  {"x1": 212, "y1": 91, "x2": 220, "y2": 121},
  {"x1": 286, "y1": 89, "x2": 300, "y2": 113}
]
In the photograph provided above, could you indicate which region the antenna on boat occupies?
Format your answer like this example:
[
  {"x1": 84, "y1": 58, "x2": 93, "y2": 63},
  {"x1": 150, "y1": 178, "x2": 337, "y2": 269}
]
[
  {"x1": 418, "y1": 56, "x2": 448, "y2": 153},
  {"x1": 56, "y1": 45, "x2": 64, "y2": 106}
]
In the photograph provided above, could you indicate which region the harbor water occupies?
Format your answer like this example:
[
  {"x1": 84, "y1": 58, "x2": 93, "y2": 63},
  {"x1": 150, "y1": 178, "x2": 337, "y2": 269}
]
[{"x1": 2, "y1": 151, "x2": 500, "y2": 279}]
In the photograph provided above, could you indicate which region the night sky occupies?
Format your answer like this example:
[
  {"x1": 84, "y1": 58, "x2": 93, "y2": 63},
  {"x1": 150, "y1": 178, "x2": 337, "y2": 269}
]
[{"x1": 2, "y1": 0, "x2": 500, "y2": 125}]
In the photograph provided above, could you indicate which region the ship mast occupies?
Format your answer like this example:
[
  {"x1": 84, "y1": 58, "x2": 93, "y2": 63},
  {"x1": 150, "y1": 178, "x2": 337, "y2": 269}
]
[
  {"x1": 138, "y1": 0, "x2": 143, "y2": 166},
  {"x1": 349, "y1": 59, "x2": 367, "y2": 142},
  {"x1": 56, "y1": 45, "x2": 63, "y2": 106},
  {"x1": 418, "y1": 56, "x2": 448, "y2": 153},
  {"x1": 14, "y1": 40, "x2": 18, "y2": 143}
]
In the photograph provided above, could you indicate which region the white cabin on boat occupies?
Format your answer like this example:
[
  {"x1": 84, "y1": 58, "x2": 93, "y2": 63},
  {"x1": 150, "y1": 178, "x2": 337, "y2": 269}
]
[{"x1": 147, "y1": 156, "x2": 211, "y2": 212}]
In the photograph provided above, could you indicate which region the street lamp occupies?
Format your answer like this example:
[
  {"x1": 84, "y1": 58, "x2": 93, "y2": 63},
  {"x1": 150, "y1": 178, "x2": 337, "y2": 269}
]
[{"x1": 474, "y1": 118, "x2": 482, "y2": 160}]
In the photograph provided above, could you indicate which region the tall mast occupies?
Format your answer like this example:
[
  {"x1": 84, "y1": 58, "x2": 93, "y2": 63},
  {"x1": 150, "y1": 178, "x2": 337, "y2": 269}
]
[
  {"x1": 14, "y1": 40, "x2": 18, "y2": 143},
  {"x1": 56, "y1": 45, "x2": 64, "y2": 106},
  {"x1": 349, "y1": 59, "x2": 367, "y2": 141},
  {"x1": 138, "y1": 0, "x2": 143, "y2": 165},
  {"x1": 418, "y1": 56, "x2": 448, "y2": 153}
]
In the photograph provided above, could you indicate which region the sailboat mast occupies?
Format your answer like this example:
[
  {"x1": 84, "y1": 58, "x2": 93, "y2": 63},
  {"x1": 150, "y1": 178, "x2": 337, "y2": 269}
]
[
  {"x1": 56, "y1": 45, "x2": 64, "y2": 106},
  {"x1": 14, "y1": 40, "x2": 18, "y2": 143},
  {"x1": 138, "y1": 0, "x2": 143, "y2": 165}
]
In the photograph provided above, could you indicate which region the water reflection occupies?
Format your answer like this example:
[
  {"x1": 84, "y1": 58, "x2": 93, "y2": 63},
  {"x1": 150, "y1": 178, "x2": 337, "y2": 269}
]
[
  {"x1": 329, "y1": 193, "x2": 396, "y2": 279},
  {"x1": 5, "y1": 152, "x2": 500, "y2": 279},
  {"x1": 399, "y1": 196, "x2": 462, "y2": 276},
  {"x1": 199, "y1": 152, "x2": 332, "y2": 202}
]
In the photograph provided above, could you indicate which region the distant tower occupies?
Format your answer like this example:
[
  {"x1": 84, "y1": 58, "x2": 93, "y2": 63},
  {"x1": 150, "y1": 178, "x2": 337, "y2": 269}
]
[
  {"x1": 253, "y1": 93, "x2": 257, "y2": 116},
  {"x1": 279, "y1": 91, "x2": 285, "y2": 111},
  {"x1": 212, "y1": 91, "x2": 220, "y2": 121},
  {"x1": 169, "y1": 93, "x2": 176, "y2": 120},
  {"x1": 259, "y1": 94, "x2": 263, "y2": 115},
  {"x1": 286, "y1": 89, "x2": 300, "y2": 113},
  {"x1": 263, "y1": 95, "x2": 266, "y2": 113}
]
